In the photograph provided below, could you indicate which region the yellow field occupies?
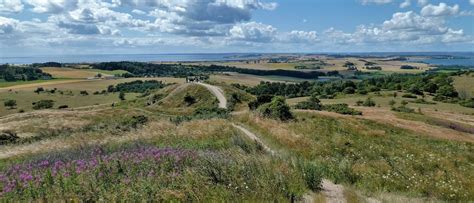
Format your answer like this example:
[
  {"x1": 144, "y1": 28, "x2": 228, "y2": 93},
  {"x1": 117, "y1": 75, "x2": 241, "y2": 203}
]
[
  {"x1": 41, "y1": 67, "x2": 99, "y2": 79},
  {"x1": 453, "y1": 73, "x2": 474, "y2": 99}
]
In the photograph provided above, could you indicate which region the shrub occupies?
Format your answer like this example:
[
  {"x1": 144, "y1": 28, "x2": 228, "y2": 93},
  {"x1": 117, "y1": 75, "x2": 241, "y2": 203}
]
[
  {"x1": 297, "y1": 160, "x2": 323, "y2": 191},
  {"x1": 119, "y1": 92, "x2": 126, "y2": 101},
  {"x1": 34, "y1": 87, "x2": 44, "y2": 94},
  {"x1": 257, "y1": 96, "x2": 293, "y2": 121},
  {"x1": 80, "y1": 90, "x2": 89, "y2": 96},
  {"x1": 295, "y1": 95, "x2": 322, "y2": 110},
  {"x1": 0, "y1": 130, "x2": 19, "y2": 145},
  {"x1": 3, "y1": 99, "x2": 16, "y2": 109},
  {"x1": 322, "y1": 103, "x2": 362, "y2": 115},
  {"x1": 248, "y1": 94, "x2": 273, "y2": 110},
  {"x1": 32, "y1": 100, "x2": 54, "y2": 110},
  {"x1": 459, "y1": 99, "x2": 474, "y2": 108},
  {"x1": 343, "y1": 87, "x2": 355, "y2": 94},
  {"x1": 58, "y1": 105, "x2": 69, "y2": 109},
  {"x1": 400, "y1": 65, "x2": 418, "y2": 69},
  {"x1": 183, "y1": 94, "x2": 196, "y2": 106},
  {"x1": 362, "y1": 97, "x2": 376, "y2": 107}
]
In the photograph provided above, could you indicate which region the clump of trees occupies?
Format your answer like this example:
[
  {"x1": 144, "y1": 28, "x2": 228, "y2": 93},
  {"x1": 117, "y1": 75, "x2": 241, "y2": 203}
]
[
  {"x1": 256, "y1": 96, "x2": 293, "y2": 121},
  {"x1": 107, "y1": 80, "x2": 166, "y2": 93},
  {"x1": 0, "y1": 64, "x2": 52, "y2": 82},
  {"x1": 243, "y1": 71, "x2": 471, "y2": 107},
  {"x1": 91, "y1": 61, "x2": 331, "y2": 79},
  {"x1": 294, "y1": 94, "x2": 322, "y2": 110},
  {"x1": 356, "y1": 97, "x2": 376, "y2": 107}
]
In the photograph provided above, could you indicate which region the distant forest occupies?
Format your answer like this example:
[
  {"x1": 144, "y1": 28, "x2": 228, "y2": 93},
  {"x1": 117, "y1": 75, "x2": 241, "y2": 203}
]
[
  {"x1": 0, "y1": 64, "x2": 52, "y2": 82},
  {"x1": 91, "y1": 61, "x2": 334, "y2": 79}
]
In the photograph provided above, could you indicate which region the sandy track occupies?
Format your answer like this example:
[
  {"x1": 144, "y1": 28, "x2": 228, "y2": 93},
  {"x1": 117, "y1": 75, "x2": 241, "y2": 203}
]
[
  {"x1": 196, "y1": 82, "x2": 227, "y2": 109},
  {"x1": 232, "y1": 123, "x2": 346, "y2": 203}
]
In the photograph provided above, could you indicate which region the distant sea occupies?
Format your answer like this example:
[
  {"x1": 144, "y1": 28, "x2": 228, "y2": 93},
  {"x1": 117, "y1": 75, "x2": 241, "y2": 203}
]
[
  {"x1": 1, "y1": 52, "x2": 473, "y2": 66},
  {"x1": 0, "y1": 53, "x2": 260, "y2": 64}
]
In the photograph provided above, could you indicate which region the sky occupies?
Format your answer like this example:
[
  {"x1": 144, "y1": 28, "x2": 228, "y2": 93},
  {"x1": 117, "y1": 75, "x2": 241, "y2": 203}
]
[{"x1": 0, "y1": 0, "x2": 473, "y2": 56}]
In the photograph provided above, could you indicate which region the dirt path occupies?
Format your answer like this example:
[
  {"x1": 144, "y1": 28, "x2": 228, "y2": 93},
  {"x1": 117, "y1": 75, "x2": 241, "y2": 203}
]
[
  {"x1": 231, "y1": 123, "x2": 346, "y2": 203},
  {"x1": 321, "y1": 179, "x2": 347, "y2": 203},
  {"x1": 196, "y1": 82, "x2": 227, "y2": 109}
]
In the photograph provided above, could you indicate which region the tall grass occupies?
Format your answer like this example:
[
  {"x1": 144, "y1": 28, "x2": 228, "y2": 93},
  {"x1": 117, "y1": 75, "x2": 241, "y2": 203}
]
[{"x1": 235, "y1": 112, "x2": 474, "y2": 201}]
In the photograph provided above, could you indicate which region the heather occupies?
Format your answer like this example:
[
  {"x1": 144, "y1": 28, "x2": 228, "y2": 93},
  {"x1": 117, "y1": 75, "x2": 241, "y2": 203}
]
[{"x1": 0, "y1": 142, "x2": 312, "y2": 201}]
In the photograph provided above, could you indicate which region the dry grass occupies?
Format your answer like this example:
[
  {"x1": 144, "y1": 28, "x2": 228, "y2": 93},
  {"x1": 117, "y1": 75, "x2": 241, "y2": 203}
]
[
  {"x1": 41, "y1": 67, "x2": 99, "y2": 79},
  {"x1": 453, "y1": 72, "x2": 474, "y2": 99}
]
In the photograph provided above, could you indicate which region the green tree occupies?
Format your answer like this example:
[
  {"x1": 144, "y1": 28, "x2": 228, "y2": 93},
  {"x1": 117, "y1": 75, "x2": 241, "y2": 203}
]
[
  {"x1": 257, "y1": 96, "x2": 293, "y2": 121},
  {"x1": 119, "y1": 92, "x2": 126, "y2": 101},
  {"x1": 4, "y1": 99, "x2": 17, "y2": 109}
]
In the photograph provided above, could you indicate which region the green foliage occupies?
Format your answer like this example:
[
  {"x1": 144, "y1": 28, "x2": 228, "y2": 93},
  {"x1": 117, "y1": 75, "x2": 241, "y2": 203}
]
[
  {"x1": 459, "y1": 98, "x2": 474, "y2": 108},
  {"x1": 92, "y1": 62, "x2": 327, "y2": 79},
  {"x1": 3, "y1": 99, "x2": 16, "y2": 109},
  {"x1": 107, "y1": 80, "x2": 166, "y2": 93},
  {"x1": 0, "y1": 64, "x2": 52, "y2": 82},
  {"x1": 248, "y1": 94, "x2": 273, "y2": 110},
  {"x1": 400, "y1": 65, "x2": 418, "y2": 69},
  {"x1": 294, "y1": 95, "x2": 322, "y2": 110},
  {"x1": 362, "y1": 97, "x2": 376, "y2": 107},
  {"x1": 32, "y1": 100, "x2": 54, "y2": 110},
  {"x1": 183, "y1": 94, "x2": 196, "y2": 106},
  {"x1": 257, "y1": 96, "x2": 293, "y2": 121},
  {"x1": 391, "y1": 105, "x2": 415, "y2": 113},
  {"x1": 322, "y1": 104, "x2": 362, "y2": 115},
  {"x1": 118, "y1": 92, "x2": 125, "y2": 101}
]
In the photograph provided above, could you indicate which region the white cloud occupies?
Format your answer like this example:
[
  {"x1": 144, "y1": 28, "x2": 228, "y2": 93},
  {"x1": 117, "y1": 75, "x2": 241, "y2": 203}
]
[
  {"x1": 421, "y1": 3, "x2": 459, "y2": 16},
  {"x1": 400, "y1": 0, "x2": 411, "y2": 8},
  {"x1": 284, "y1": 30, "x2": 319, "y2": 43},
  {"x1": 360, "y1": 0, "x2": 393, "y2": 5},
  {"x1": 229, "y1": 22, "x2": 276, "y2": 42},
  {"x1": 322, "y1": 10, "x2": 472, "y2": 45},
  {"x1": 0, "y1": 16, "x2": 18, "y2": 34},
  {"x1": 418, "y1": 0, "x2": 428, "y2": 6},
  {"x1": 0, "y1": 0, "x2": 23, "y2": 14},
  {"x1": 26, "y1": 0, "x2": 78, "y2": 13},
  {"x1": 470, "y1": 0, "x2": 474, "y2": 5},
  {"x1": 131, "y1": 9, "x2": 145, "y2": 15}
]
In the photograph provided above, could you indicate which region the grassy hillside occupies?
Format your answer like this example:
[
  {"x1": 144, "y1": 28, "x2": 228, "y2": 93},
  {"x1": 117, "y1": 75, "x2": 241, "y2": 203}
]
[
  {"x1": 153, "y1": 84, "x2": 219, "y2": 115},
  {"x1": 233, "y1": 112, "x2": 474, "y2": 201}
]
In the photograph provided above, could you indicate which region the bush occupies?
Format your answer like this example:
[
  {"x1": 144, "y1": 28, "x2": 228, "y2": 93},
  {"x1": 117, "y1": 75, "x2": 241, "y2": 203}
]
[
  {"x1": 119, "y1": 92, "x2": 126, "y2": 101},
  {"x1": 248, "y1": 94, "x2": 273, "y2": 110},
  {"x1": 4, "y1": 99, "x2": 16, "y2": 109},
  {"x1": 183, "y1": 94, "x2": 196, "y2": 106},
  {"x1": 0, "y1": 130, "x2": 19, "y2": 145},
  {"x1": 343, "y1": 87, "x2": 355, "y2": 94},
  {"x1": 58, "y1": 105, "x2": 69, "y2": 109},
  {"x1": 80, "y1": 90, "x2": 89, "y2": 96},
  {"x1": 322, "y1": 104, "x2": 362, "y2": 115},
  {"x1": 459, "y1": 99, "x2": 474, "y2": 108},
  {"x1": 32, "y1": 100, "x2": 54, "y2": 110},
  {"x1": 257, "y1": 96, "x2": 293, "y2": 121},
  {"x1": 297, "y1": 160, "x2": 323, "y2": 191},
  {"x1": 295, "y1": 95, "x2": 322, "y2": 110},
  {"x1": 362, "y1": 97, "x2": 376, "y2": 107}
]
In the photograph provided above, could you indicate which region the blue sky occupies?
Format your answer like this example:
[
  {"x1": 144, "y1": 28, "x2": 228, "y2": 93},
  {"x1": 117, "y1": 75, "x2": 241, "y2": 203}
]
[{"x1": 0, "y1": 0, "x2": 473, "y2": 56}]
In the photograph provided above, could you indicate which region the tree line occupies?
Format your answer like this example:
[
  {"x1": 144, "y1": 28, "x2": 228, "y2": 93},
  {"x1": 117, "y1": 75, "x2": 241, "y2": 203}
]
[
  {"x1": 91, "y1": 61, "x2": 333, "y2": 79},
  {"x1": 239, "y1": 71, "x2": 473, "y2": 107},
  {"x1": 0, "y1": 64, "x2": 52, "y2": 82}
]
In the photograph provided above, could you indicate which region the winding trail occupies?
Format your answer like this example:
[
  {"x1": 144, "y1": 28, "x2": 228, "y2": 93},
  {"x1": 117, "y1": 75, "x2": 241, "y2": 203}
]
[
  {"x1": 196, "y1": 82, "x2": 227, "y2": 109},
  {"x1": 232, "y1": 123, "x2": 346, "y2": 203}
]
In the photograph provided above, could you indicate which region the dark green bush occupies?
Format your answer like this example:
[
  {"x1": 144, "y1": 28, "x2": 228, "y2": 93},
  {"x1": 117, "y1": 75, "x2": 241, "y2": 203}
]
[
  {"x1": 32, "y1": 100, "x2": 54, "y2": 110},
  {"x1": 322, "y1": 104, "x2": 362, "y2": 115}
]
